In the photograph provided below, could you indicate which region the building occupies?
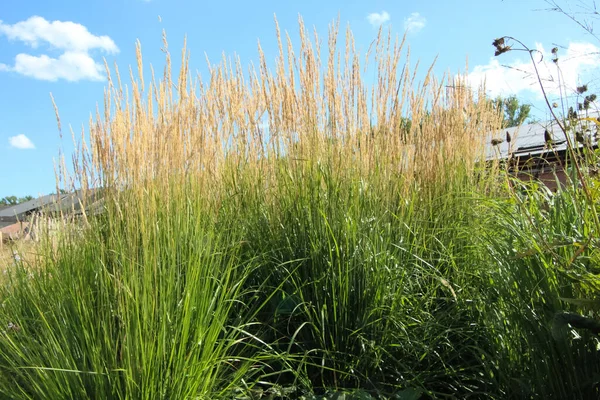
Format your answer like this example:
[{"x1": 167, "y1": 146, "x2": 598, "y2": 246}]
[
  {"x1": 485, "y1": 112, "x2": 599, "y2": 191},
  {"x1": 0, "y1": 189, "x2": 103, "y2": 242}
]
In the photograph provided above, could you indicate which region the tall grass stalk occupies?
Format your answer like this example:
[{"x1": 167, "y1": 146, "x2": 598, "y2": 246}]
[{"x1": 0, "y1": 16, "x2": 598, "y2": 400}]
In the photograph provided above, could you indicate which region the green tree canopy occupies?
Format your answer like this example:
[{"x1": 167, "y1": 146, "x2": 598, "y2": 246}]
[
  {"x1": 491, "y1": 95, "x2": 533, "y2": 128},
  {"x1": 0, "y1": 195, "x2": 33, "y2": 207}
]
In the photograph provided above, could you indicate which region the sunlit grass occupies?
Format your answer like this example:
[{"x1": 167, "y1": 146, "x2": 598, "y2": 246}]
[{"x1": 0, "y1": 16, "x2": 598, "y2": 400}]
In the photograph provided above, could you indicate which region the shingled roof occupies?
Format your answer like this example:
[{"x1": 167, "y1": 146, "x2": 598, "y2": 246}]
[
  {"x1": 485, "y1": 112, "x2": 600, "y2": 163},
  {"x1": 0, "y1": 189, "x2": 103, "y2": 229}
]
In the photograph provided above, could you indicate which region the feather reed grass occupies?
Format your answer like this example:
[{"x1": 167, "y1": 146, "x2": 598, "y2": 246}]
[{"x1": 0, "y1": 16, "x2": 598, "y2": 399}]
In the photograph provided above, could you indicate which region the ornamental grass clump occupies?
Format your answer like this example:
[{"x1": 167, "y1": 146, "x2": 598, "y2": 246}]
[{"x1": 1, "y1": 15, "x2": 598, "y2": 400}]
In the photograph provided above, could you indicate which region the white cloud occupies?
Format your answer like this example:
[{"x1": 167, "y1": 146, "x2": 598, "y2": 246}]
[
  {"x1": 0, "y1": 16, "x2": 118, "y2": 82},
  {"x1": 367, "y1": 11, "x2": 390, "y2": 27},
  {"x1": 0, "y1": 16, "x2": 118, "y2": 53},
  {"x1": 8, "y1": 134, "x2": 35, "y2": 149},
  {"x1": 467, "y1": 41, "x2": 600, "y2": 98},
  {"x1": 404, "y1": 12, "x2": 426, "y2": 34},
  {"x1": 11, "y1": 51, "x2": 104, "y2": 81}
]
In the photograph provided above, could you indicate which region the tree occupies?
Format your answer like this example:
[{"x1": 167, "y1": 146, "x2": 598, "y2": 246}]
[
  {"x1": 0, "y1": 195, "x2": 34, "y2": 206},
  {"x1": 491, "y1": 95, "x2": 533, "y2": 127},
  {"x1": 0, "y1": 196, "x2": 18, "y2": 206}
]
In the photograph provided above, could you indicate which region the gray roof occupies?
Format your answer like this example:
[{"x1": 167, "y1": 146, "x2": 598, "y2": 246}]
[
  {"x1": 485, "y1": 111, "x2": 599, "y2": 162},
  {"x1": 0, "y1": 194, "x2": 62, "y2": 219},
  {"x1": 0, "y1": 188, "x2": 103, "y2": 223}
]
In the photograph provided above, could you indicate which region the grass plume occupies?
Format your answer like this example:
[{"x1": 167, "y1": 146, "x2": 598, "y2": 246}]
[{"x1": 0, "y1": 16, "x2": 598, "y2": 400}]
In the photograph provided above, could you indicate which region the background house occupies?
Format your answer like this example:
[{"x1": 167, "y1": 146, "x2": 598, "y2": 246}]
[
  {"x1": 486, "y1": 112, "x2": 599, "y2": 190},
  {"x1": 0, "y1": 189, "x2": 103, "y2": 242}
]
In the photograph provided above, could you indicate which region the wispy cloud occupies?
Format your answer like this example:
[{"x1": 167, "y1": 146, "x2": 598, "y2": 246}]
[
  {"x1": 404, "y1": 12, "x2": 426, "y2": 34},
  {"x1": 467, "y1": 42, "x2": 600, "y2": 98},
  {"x1": 367, "y1": 11, "x2": 390, "y2": 28},
  {"x1": 0, "y1": 16, "x2": 118, "y2": 82},
  {"x1": 9, "y1": 134, "x2": 35, "y2": 149}
]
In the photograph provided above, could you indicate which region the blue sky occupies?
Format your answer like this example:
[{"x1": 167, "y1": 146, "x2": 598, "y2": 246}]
[{"x1": 1, "y1": 0, "x2": 598, "y2": 197}]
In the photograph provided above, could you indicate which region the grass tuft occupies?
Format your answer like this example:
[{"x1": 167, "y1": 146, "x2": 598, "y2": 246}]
[{"x1": 0, "y1": 16, "x2": 599, "y2": 399}]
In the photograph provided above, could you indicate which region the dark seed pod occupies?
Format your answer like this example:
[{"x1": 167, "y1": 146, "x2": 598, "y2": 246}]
[{"x1": 492, "y1": 37, "x2": 505, "y2": 47}]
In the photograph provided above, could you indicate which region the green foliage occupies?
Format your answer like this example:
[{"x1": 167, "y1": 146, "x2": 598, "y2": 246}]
[
  {"x1": 1, "y1": 11, "x2": 600, "y2": 400},
  {"x1": 0, "y1": 195, "x2": 33, "y2": 206},
  {"x1": 491, "y1": 95, "x2": 533, "y2": 127},
  {"x1": 2, "y1": 158, "x2": 600, "y2": 399},
  {"x1": 0, "y1": 185, "x2": 271, "y2": 399},
  {"x1": 476, "y1": 178, "x2": 600, "y2": 398}
]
